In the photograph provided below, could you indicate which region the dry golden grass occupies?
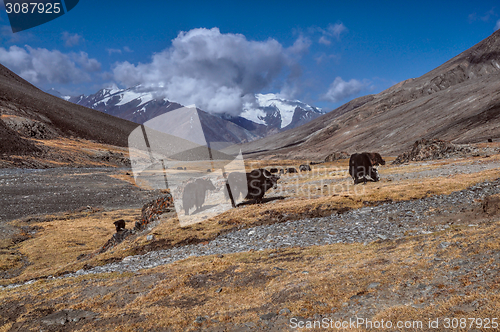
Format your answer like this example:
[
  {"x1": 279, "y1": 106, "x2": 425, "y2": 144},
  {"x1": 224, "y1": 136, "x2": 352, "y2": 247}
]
[
  {"x1": 2, "y1": 154, "x2": 499, "y2": 286},
  {"x1": 1, "y1": 218, "x2": 499, "y2": 331},
  {"x1": 1, "y1": 153, "x2": 500, "y2": 330},
  {"x1": 0, "y1": 209, "x2": 141, "y2": 285}
]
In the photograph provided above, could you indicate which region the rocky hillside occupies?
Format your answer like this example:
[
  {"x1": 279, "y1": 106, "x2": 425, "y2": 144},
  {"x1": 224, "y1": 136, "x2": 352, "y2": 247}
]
[
  {"x1": 0, "y1": 64, "x2": 140, "y2": 167},
  {"x1": 0, "y1": 64, "x2": 136, "y2": 154},
  {"x1": 231, "y1": 29, "x2": 500, "y2": 160}
]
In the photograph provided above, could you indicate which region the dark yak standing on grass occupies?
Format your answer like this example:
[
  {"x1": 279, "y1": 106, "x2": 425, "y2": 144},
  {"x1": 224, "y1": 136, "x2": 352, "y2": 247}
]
[
  {"x1": 225, "y1": 168, "x2": 280, "y2": 206},
  {"x1": 113, "y1": 219, "x2": 126, "y2": 233},
  {"x1": 349, "y1": 152, "x2": 385, "y2": 184},
  {"x1": 286, "y1": 167, "x2": 298, "y2": 174},
  {"x1": 182, "y1": 178, "x2": 216, "y2": 215},
  {"x1": 299, "y1": 164, "x2": 311, "y2": 172}
]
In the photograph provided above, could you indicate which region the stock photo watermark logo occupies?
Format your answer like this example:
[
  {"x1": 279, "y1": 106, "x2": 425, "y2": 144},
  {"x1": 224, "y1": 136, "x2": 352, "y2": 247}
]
[
  {"x1": 4, "y1": 0, "x2": 79, "y2": 33},
  {"x1": 128, "y1": 106, "x2": 248, "y2": 227}
]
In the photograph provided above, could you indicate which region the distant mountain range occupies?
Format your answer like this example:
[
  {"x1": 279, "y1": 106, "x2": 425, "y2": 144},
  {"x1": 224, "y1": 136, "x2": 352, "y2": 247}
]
[
  {"x1": 12, "y1": 29, "x2": 500, "y2": 165},
  {"x1": 48, "y1": 86, "x2": 324, "y2": 145},
  {"x1": 229, "y1": 29, "x2": 500, "y2": 160}
]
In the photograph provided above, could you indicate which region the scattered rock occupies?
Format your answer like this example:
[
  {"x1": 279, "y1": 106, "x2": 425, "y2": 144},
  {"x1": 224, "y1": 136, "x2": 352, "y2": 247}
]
[
  {"x1": 393, "y1": 139, "x2": 495, "y2": 164},
  {"x1": 324, "y1": 151, "x2": 350, "y2": 162},
  {"x1": 483, "y1": 194, "x2": 500, "y2": 216},
  {"x1": 439, "y1": 242, "x2": 451, "y2": 249},
  {"x1": 41, "y1": 309, "x2": 97, "y2": 325},
  {"x1": 136, "y1": 193, "x2": 174, "y2": 230},
  {"x1": 279, "y1": 308, "x2": 291, "y2": 315},
  {"x1": 260, "y1": 312, "x2": 277, "y2": 321}
]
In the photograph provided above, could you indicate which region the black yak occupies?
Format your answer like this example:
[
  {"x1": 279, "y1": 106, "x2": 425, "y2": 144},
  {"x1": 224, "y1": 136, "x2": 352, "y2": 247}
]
[
  {"x1": 349, "y1": 152, "x2": 385, "y2": 184},
  {"x1": 113, "y1": 219, "x2": 126, "y2": 232},
  {"x1": 225, "y1": 168, "x2": 280, "y2": 206},
  {"x1": 299, "y1": 164, "x2": 311, "y2": 172},
  {"x1": 182, "y1": 178, "x2": 216, "y2": 215}
]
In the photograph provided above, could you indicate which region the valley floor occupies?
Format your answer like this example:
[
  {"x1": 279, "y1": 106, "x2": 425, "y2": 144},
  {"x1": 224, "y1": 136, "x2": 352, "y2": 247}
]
[{"x1": 1, "y1": 155, "x2": 500, "y2": 331}]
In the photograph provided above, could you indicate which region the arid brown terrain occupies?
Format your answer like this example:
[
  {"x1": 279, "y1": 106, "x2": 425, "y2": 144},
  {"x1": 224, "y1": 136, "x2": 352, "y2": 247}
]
[
  {"x1": 0, "y1": 152, "x2": 500, "y2": 331},
  {"x1": 228, "y1": 29, "x2": 500, "y2": 160},
  {"x1": 0, "y1": 64, "x2": 136, "y2": 168}
]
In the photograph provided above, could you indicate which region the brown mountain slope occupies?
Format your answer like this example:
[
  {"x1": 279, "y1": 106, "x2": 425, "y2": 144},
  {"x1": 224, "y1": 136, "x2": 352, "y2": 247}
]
[
  {"x1": 0, "y1": 64, "x2": 137, "y2": 156},
  {"x1": 231, "y1": 29, "x2": 500, "y2": 159}
]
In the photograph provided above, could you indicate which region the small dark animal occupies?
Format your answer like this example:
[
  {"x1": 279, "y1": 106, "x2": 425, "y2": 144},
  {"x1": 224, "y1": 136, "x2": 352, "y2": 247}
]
[
  {"x1": 286, "y1": 167, "x2": 298, "y2": 174},
  {"x1": 176, "y1": 167, "x2": 184, "y2": 170},
  {"x1": 226, "y1": 168, "x2": 280, "y2": 206},
  {"x1": 349, "y1": 152, "x2": 385, "y2": 184},
  {"x1": 488, "y1": 138, "x2": 493, "y2": 142},
  {"x1": 269, "y1": 167, "x2": 279, "y2": 173},
  {"x1": 182, "y1": 178, "x2": 216, "y2": 215},
  {"x1": 113, "y1": 219, "x2": 126, "y2": 232},
  {"x1": 207, "y1": 169, "x2": 212, "y2": 172},
  {"x1": 299, "y1": 164, "x2": 311, "y2": 172}
]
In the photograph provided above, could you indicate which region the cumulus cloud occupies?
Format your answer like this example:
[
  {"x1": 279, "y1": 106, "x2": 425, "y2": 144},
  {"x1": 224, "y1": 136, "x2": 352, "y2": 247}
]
[
  {"x1": 107, "y1": 46, "x2": 133, "y2": 55},
  {"x1": 318, "y1": 23, "x2": 347, "y2": 45},
  {"x1": 0, "y1": 45, "x2": 101, "y2": 84},
  {"x1": 61, "y1": 32, "x2": 82, "y2": 47},
  {"x1": 322, "y1": 77, "x2": 367, "y2": 103},
  {"x1": 288, "y1": 35, "x2": 311, "y2": 55},
  {"x1": 314, "y1": 52, "x2": 340, "y2": 64},
  {"x1": 318, "y1": 36, "x2": 331, "y2": 46},
  {"x1": 113, "y1": 28, "x2": 301, "y2": 115},
  {"x1": 106, "y1": 48, "x2": 122, "y2": 55},
  {"x1": 496, "y1": 19, "x2": 500, "y2": 31}
]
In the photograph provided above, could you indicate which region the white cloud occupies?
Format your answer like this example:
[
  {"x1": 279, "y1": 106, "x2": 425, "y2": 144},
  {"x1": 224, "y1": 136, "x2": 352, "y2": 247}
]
[
  {"x1": 106, "y1": 48, "x2": 122, "y2": 55},
  {"x1": 61, "y1": 32, "x2": 82, "y2": 47},
  {"x1": 314, "y1": 52, "x2": 340, "y2": 64},
  {"x1": 0, "y1": 45, "x2": 101, "y2": 84},
  {"x1": 113, "y1": 28, "x2": 301, "y2": 115},
  {"x1": 322, "y1": 77, "x2": 367, "y2": 103},
  {"x1": 329, "y1": 23, "x2": 347, "y2": 39},
  {"x1": 107, "y1": 46, "x2": 133, "y2": 55},
  {"x1": 318, "y1": 23, "x2": 347, "y2": 46},
  {"x1": 496, "y1": 19, "x2": 500, "y2": 31},
  {"x1": 288, "y1": 35, "x2": 311, "y2": 55},
  {"x1": 318, "y1": 36, "x2": 331, "y2": 45}
]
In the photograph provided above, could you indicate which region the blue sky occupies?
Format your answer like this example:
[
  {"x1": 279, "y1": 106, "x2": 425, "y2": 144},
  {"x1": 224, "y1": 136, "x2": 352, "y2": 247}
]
[{"x1": 0, "y1": 0, "x2": 499, "y2": 113}]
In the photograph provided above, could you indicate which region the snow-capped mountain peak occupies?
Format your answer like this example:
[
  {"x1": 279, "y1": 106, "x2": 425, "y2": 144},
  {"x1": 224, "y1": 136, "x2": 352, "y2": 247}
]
[
  {"x1": 241, "y1": 93, "x2": 323, "y2": 129},
  {"x1": 60, "y1": 86, "x2": 325, "y2": 141}
]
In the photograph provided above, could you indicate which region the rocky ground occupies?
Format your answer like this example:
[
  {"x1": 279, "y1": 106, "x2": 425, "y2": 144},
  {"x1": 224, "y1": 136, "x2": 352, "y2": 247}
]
[
  {"x1": 1, "y1": 157, "x2": 500, "y2": 331},
  {"x1": 29, "y1": 178, "x2": 497, "y2": 280},
  {"x1": 0, "y1": 167, "x2": 160, "y2": 222}
]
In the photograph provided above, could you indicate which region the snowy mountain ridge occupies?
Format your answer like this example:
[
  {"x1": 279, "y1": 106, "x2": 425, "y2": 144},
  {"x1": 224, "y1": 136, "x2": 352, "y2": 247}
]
[
  {"x1": 53, "y1": 85, "x2": 325, "y2": 140},
  {"x1": 242, "y1": 93, "x2": 323, "y2": 129}
]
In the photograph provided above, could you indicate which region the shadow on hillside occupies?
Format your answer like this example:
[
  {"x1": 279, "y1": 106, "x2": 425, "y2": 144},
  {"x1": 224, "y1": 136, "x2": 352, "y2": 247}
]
[
  {"x1": 189, "y1": 204, "x2": 218, "y2": 215},
  {"x1": 236, "y1": 196, "x2": 287, "y2": 207}
]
